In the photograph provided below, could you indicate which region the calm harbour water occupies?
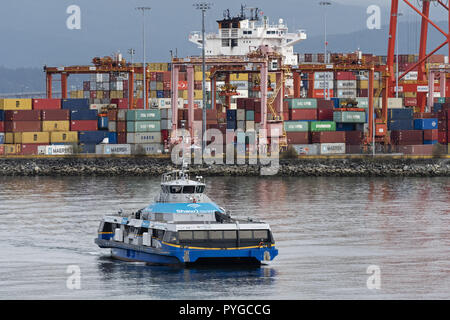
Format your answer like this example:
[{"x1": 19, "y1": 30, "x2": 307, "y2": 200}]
[{"x1": 0, "y1": 175, "x2": 449, "y2": 300}]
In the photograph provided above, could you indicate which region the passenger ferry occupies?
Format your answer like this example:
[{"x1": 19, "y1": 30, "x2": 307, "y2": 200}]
[{"x1": 95, "y1": 168, "x2": 278, "y2": 266}]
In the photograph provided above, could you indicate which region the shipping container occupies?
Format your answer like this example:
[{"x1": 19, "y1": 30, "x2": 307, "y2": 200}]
[
  {"x1": 390, "y1": 130, "x2": 423, "y2": 145},
  {"x1": 5, "y1": 110, "x2": 41, "y2": 121},
  {"x1": 311, "y1": 131, "x2": 346, "y2": 143},
  {"x1": 126, "y1": 109, "x2": 161, "y2": 121},
  {"x1": 126, "y1": 132, "x2": 162, "y2": 144},
  {"x1": 50, "y1": 131, "x2": 78, "y2": 143},
  {"x1": 388, "y1": 120, "x2": 414, "y2": 131},
  {"x1": 4, "y1": 121, "x2": 41, "y2": 132},
  {"x1": 286, "y1": 132, "x2": 310, "y2": 144},
  {"x1": 284, "y1": 121, "x2": 309, "y2": 132},
  {"x1": 286, "y1": 98, "x2": 317, "y2": 109},
  {"x1": 309, "y1": 121, "x2": 336, "y2": 132},
  {"x1": 32, "y1": 99, "x2": 61, "y2": 110},
  {"x1": 70, "y1": 109, "x2": 98, "y2": 120},
  {"x1": 127, "y1": 121, "x2": 161, "y2": 132},
  {"x1": 98, "y1": 117, "x2": 108, "y2": 130},
  {"x1": 290, "y1": 109, "x2": 317, "y2": 121},
  {"x1": 96, "y1": 144, "x2": 131, "y2": 155},
  {"x1": 3, "y1": 144, "x2": 21, "y2": 155},
  {"x1": 70, "y1": 120, "x2": 98, "y2": 131},
  {"x1": 333, "y1": 111, "x2": 366, "y2": 123},
  {"x1": 78, "y1": 131, "x2": 108, "y2": 144},
  {"x1": 0, "y1": 99, "x2": 32, "y2": 110},
  {"x1": 413, "y1": 118, "x2": 438, "y2": 130},
  {"x1": 131, "y1": 143, "x2": 164, "y2": 155},
  {"x1": 78, "y1": 143, "x2": 97, "y2": 154},
  {"x1": 319, "y1": 143, "x2": 346, "y2": 154},
  {"x1": 290, "y1": 144, "x2": 319, "y2": 155},
  {"x1": 387, "y1": 108, "x2": 413, "y2": 120},
  {"x1": 45, "y1": 145, "x2": 73, "y2": 155},
  {"x1": 41, "y1": 109, "x2": 70, "y2": 121},
  {"x1": 61, "y1": 99, "x2": 90, "y2": 110},
  {"x1": 42, "y1": 121, "x2": 70, "y2": 132}
]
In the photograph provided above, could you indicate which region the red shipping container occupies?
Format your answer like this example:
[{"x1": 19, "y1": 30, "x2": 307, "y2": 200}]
[
  {"x1": 317, "y1": 108, "x2": 334, "y2": 121},
  {"x1": 90, "y1": 91, "x2": 97, "y2": 99},
  {"x1": 20, "y1": 144, "x2": 47, "y2": 155},
  {"x1": 41, "y1": 109, "x2": 70, "y2": 121},
  {"x1": 254, "y1": 112, "x2": 261, "y2": 123},
  {"x1": 5, "y1": 110, "x2": 41, "y2": 121},
  {"x1": 0, "y1": 145, "x2": 4, "y2": 155},
  {"x1": 345, "y1": 131, "x2": 364, "y2": 145},
  {"x1": 0, "y1": 121, "x2": 4, "y2": 132},
  {"x1": 390, "y1": 130, "x2": 423, "y2": 145},
  {"x1": 311, "y1": 132, "x2": 346, "y2": 143},
  {"x1": 194, "y1": 109, "x2": 203, "y2": 121},
  {"x1": 286, "y1": 132, "x2": 310, "y2": 144},
  {"x1": 336, "y1": 71, "x2": 356, "y2": 81},
  {"x1": 423, "y1": 129, "x2": 439, "y2": 141},
  {"x1": 404, "y1": 97, "x2": 417, "y2": 107},
  {"x1": 161, "y1": 129, "x2": 170, "y2": 142},
  {"x1": 4, "y1": 121, "x2": 41, "y2": 132},
  {"x1": 107, "y1": 110, "x2": 118, "y2": 122},
  {"x1": 116, "y1": 121, "x2": 126, "y2": 133},
  {"x1": 316, "y1": 99, "x2": 334, "y2": 109},
  {"x1": 70, "y1": 120, "x2": 97, "y2": 131},
  {"x1": 437, "y1": 131, "x2": 448, "y2": 144},
  {"x1": 290, "y1": 108, "x2": 317, "y2": 121},
  {"x1": 32, "y1": 99, "x2": 61, "y2": 110},
  {"x1": 111, "y1": 98, "x2": 129, "y2": 109},
  {"x1": 396, "y1": 145, "x2": 434, "y2": 155},
  {"x1": 237, "y1": 98, "x2": 246, "y2": 109},
  {"x1": 246, "y1": 99, "x2": 255, "y2": 111},
  {"x1": 414, "y1": 112, "x2": 437, "y2": 119},
  {"x1": 438, "y1": 119, "x2": 449, "y2": 131},
  {"x1": 117, "y1": 132, "x2": 127, "y2": 144}
]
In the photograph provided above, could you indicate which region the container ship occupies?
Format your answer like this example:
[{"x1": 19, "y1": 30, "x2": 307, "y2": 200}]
[{"x1": 0, "y1": 5, "x2": 449, "y2": 157}]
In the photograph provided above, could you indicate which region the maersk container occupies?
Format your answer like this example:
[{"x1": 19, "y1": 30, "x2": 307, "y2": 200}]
[
  {"x1": 319, "y1": 143, "x2": 346, "y2": 155},
  {"x1": 286, "y1": 98, "x2": 317, "y2": 109},
  {"x1": 309, "y1": 121, "x2": 336, "y2": 132},
  {"x1": 126, "y1": 109, "x2": 161, "y2": 121},
  {"x1": 284, "y1": 121, "x2": 309, "y2": 132},
  {"x1": 333, "y1": 111, "x2": 366, "y2": 123},
  {"x1": 126, "y1": 132, "x2": 162, "y2": 144},
  {"x1": 131, "y1": 143, "x2": 163, "y2": 155},
  {"x1": 78, "y1": 131, "x2": 108, "y2": 144},
  {"x1": 414, "y1": 118, "x2": 438, "y2": 130},
  {"x1": 96, "y1": 144, "x2": 131, "y2": 155},
  {"x1": 127, "y1": 121, "x2": 161, "y2": 133},
  {"x1": 70, "y1": 109, "x2": 98, "y2": 120},
  {"x1": 61, "y1": 99, "x2": 90, "y2": 110}
]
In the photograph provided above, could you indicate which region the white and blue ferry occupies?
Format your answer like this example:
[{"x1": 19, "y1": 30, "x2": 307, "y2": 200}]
[{"x1": 95, "y1": 169, "x2": 278, "y2": 266}]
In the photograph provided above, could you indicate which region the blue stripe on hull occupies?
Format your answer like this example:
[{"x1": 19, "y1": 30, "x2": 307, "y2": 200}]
[{"x1": 111, "y1": 248, "x2": 182, "y2": 265}]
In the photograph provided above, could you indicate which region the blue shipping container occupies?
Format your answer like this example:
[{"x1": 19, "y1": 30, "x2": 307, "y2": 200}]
[
  {"x1": 78, "y1": 144, "x2": 97, "y2": 154},
  {"x1": 61, "y1": 99, "x2": 90, "y2": 110},
  {"x1": 433, "y1": 103, "x2": 443, "y2": 113},
  {"x1": 157, "y1": 91, "x2": 164, "y2": 98},
  {"x1": 388, "y1": 120, "x2": 414, "y2": 131},
  {"x1": 98, "y1": 117, "x2": 109, "y2": 129},
  {"x1": 108, "y1": 132, "x2": 117, "y2": 144},
  {"x1": 78, "y1": 131, "x2": 108, "y2": 144},
  {"x1": 336, "y1": 123, "x2": 356, "y2": 131},
  {"x1": 331, "y1": 98, "x2": 340, "y2": 108},
  {"x1": 387, "y1": 108, "x2": 413, "y2": 120},
  {"x1": 423, "y1": 140, "x2": 438, "y2": 145},
  {"x1": 414, "y1": 118, "x2": 438, "y2": 130},
  {"x1": 226, "y1": 110, "x2": 237, "y2": 121},
  {"x1": 0, "y1": 110, "x2": 4, "y2": 121},
  {"x1": 70, "y1": 109, "x2": 98, "y2": 120},
  {"x1": 0, "y1": 133, "x2": 4, "y2": 144},
  {"x1": 226, "y1": 120, "x2": 237, "y2": 130}
]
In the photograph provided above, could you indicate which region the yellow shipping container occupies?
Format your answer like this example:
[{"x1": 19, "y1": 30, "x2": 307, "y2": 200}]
[
  {"x1": 0, "y1": 99, "x2": 32, "y2": 110},
  {"x1": 404, "y1": 92, "x2": 417, "y2": 98},
  {"x1": 14, "y1": 132, "x2": 50, "y2": 144},
  {"x1": 5, "y1": 133, "x2": 14, "y2": 144},
  {"x1": 150, "y1": 91, "x2": 157, "y2": 98},
  {"x1": 358, "y1": 80, "x2": 380, "y2": 89},
  {"x1": 97, "y1": 90, "x2": 104, "y2": 99},
  {"x1": 194, "y1": 71, "x2": 204, "y2": 81},
  {"x1": 156, "y1": 82, "x2": 164, "y2": 90},
  {"x1": 3, "y1": 144, "x2": 21, "y2": 155},
  {"x1": 194, "y1": 90, "x2": 203, "y2": 100},
  {"x1": 230, "y1": 73, "x2": 249, "y2": 81},
  {"x1": 50, "y1": 131, "x2": 78, "y2": 143},
  {"x1": 268, "y1": 73, "x2": 276, "y2": 83},
  {"x1": 42, "y1": 121, "x2": 70, "y2": 132},
  {"x1": 135, "y1": 73, "x2": 144, "y2": 81}
]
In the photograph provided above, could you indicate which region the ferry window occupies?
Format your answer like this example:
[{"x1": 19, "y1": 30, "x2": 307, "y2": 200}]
[
  {"x1": 232, "y1": 22, "x2": 239, "y2": 28},
  {"x1": 221, "y1": 22, "x2": 229, "y2": 28},
  {"x1": 193, "y1": 231, "x2": 208, "y2": 240},
  {"x1": 163, "y1": 231, "x2": 177, "y2": 243},
  {"x1": 209, "y1": 231, "x2": 223, "y2": 240},
  {"x1": 154, "y1": 229, "x2": 165, "y2": 239},
  {"x1": 254, "y1": 230, "x2": 269, "y2": 240},
  {"x1": 239, "y1": 230, "x2": 253, "y2": 239},
  {"x1": 170, "y1": 186, "x2": 182, "y2": 193},
  {"x1": 222, "y1": 39, "x2": 230, "y2": 47},
  {"x1": 223, "y1": 230, "x2": 237, "y2": 240},
  {"x1": 178, "y1": 231, "x2": 193, "y2": 240},
  {"x1": 195, "y1": 186, "x2": 205, "y2": 193},
  {"x1": 102, "y1": 223, "x2": 113, "y2": 233},
  {"x1": 231, "y1": 39, "x2": 238, "y2": 47},
  {"x1": 182, "y1": 186, "x2": 195, "y2": 193}
]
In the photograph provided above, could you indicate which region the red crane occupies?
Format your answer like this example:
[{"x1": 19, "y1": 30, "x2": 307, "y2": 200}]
[{"x1": 387, "y1": 0, "x2": 450, "y2": 112}]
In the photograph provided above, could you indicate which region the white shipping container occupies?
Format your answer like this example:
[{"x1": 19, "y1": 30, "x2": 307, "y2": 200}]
[
  {"x1": 313, "y1": 80, "x2": 334, "y2": 90},
  {"x1": 246, "y1": 121, "x2": 255, "y2": 130},
  {"x1": 127, "y1": 132, "x2": 162, "y2": 144},
  {"x1": 337, "y1": 80, "x2": 357, "y2": 89},
  {"x1": 161, "y1": 120, "x2": 172, "y2": 130},
  {"x1": 89, "y1": 104, "x2": 109, "y2": 111},
  {"x1": 230, "y1": 81, "x2": 249, "y2": 89},
  {"x1": 237, "y1": 109, "x2": 246, "y2": 121},
  {"x1": 387, "y1": 98, "x2": 403, "y2": 109},
  {"x1": 117, "y1": 110, "x2": 127, "y2": 121},
  {"x1": 45, "y1": 145, "x2": 73, "y2": 155},
  {"x1": 37, "y1": 145, "x2": 48, "y2": 155},
  {"x1": 108, "y1": 121, "x2": 116, "y2": 132},
  {"x1": 291, "y1": 144, "x2": 319, "y2": 155},
  {"x1": 131, "y1": 143, "x2": 163, "y2": 155},
  {"x1": 160, "y1": 108, "x2": 172, "y2": 119},
  {"x1": 337, "y1": 89, "x2": 357, "y2": 98},
  {"x1": 314, "y1": 72, "x2": 334, "y2": 81},
  {"x1": 319, "y1": 143, "x2": 346, "y2": 155},
  {"x1": 96, "y1": 144, "x2": 131, "y2": 155}
]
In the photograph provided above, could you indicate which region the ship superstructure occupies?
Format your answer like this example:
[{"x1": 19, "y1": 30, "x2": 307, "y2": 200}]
[{"x1": 189, "y1": 6, "x2": 307, "y2": 65}]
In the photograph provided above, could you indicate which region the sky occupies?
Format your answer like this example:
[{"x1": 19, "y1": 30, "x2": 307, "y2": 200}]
[{"x1": 0, "y1": 0, "x2": 448, "y2": 68}]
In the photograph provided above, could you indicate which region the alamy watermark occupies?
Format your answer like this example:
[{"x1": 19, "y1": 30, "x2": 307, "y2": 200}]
[
  {"x1": 66, "y1": 265, "x2": 81, "y2": 290},
  {"x1": 366, "y1": 265, "x2": 381, "y2": 290},
  {"x1": 66, "y1": 5, "x2": 81, "y2": 30},
  {"x1": 366, "y1": 5, "x2": 381, "y2": 30}
]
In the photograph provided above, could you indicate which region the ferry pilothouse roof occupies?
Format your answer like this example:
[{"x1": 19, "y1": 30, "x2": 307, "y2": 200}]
[{"x1": 189, "y1": 5, "x2": 307, "y2": 66}]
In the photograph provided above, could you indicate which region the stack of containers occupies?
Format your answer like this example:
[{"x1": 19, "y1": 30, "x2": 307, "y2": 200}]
[
  {"x1": 336, "y1": 72, "x2": 357, "y2": 99},
  {"x1": 1, "y1": 99, "x2": 35, "y2": 155},
  {"x1": 413, "y1": 113, "x2": 439, "y2": 145},
  {"x1": 0, "y1": 109, "x2": 4, "y2": 153},
  {"x1": 126, "y1": 109, "x2": 162, "y2": 155},
  {"x1": 160, "y1": 108, "x2": 172, "y2": 143},
  {"x1": 437, "y1": 103, "x2": 450, "y2": 147},
  {"x1": 389, "y1": 108, "x2": 424, "y2": 152}
]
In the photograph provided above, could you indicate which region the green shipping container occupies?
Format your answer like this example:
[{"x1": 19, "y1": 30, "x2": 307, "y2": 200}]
[
  {"x1": 309, "y1": 121, "x2": 336, "y2": 132},
  {"x1": 355, "y1": 98, "x2": 369, "y2": 109},
  {"x1": 333, "y1": 111, "x2": 366, "y2": 123},
  {"x1": 126, "y1": 109, "x2": 161, "y2": 121},
  {"x1": 284, "y1": 121, "x2": 309, "y2": 132},
  {"x1": 286, "y1": 98, "x2": 317, "y2": 109},
  {"x1": 246, "y1": 110, "x2": 255, "y2": 121},
  {"x1": 127, "y1": 121, "x2": 161, "y2": 132}
]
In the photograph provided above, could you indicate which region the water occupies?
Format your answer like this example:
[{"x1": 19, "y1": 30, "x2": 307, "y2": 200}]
[{"x1": 0, "y1": 175, "x2": 448, "y2": 300}]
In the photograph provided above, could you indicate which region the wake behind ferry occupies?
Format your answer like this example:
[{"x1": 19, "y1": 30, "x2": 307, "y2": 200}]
[{"x1": 95, "y1": 169, "x2": 278, "y2": 266}]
